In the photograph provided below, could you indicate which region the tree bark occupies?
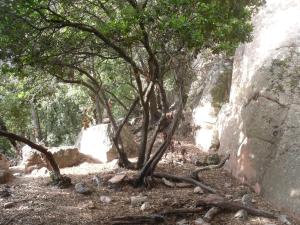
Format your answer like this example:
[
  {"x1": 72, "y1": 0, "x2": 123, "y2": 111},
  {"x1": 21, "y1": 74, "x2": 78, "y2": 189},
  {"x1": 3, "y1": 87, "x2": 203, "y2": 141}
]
[
  {"x1": 94, "y1": 92, "x2": 103, "y2": 124},
  {"x1": 30, "y1": 103, "x2": 43, "y2": 143}
]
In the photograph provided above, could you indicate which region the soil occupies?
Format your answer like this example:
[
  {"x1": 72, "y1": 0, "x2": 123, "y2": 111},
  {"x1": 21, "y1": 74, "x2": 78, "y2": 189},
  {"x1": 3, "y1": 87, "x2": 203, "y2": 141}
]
[{"x1": 0, "y1": 140, "x2": 296, "y2": 225}]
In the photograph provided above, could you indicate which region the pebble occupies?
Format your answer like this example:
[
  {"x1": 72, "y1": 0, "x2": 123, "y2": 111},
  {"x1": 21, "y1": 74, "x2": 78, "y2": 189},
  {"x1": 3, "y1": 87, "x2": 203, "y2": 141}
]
[
  {"x1": 130, "y1": 196, "x2": 148, "y2": 207},
  {"x1": 140, "y1": 202, "x2": 150, "y2": 211},
  {"x1": 75, "y1": 182, "x2": 92, "y2": 195},
  {"x1": 194, "y1": 186, "x2": 204, "y2": 194},
  {"x1": 176, "y1": 219, "x2": 188, "y2": 225},
  {"x1": 100, "y1": 195, "x2": 112, "y2": 204}
]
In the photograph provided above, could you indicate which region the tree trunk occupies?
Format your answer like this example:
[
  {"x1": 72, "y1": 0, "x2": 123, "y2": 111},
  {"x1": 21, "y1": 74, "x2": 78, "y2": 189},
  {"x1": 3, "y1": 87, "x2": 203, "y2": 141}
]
[
  {"x1": 30, "y1": 103, "x2": 43, "y2": 143},
  {"x1": 94, "y1": 92, "x2": 103, "y2": 124},
  {"x1": 148, "y1": 88, "x2": 160, "y2": 122},
  {"x1": 0, "y1": 117, "x2": 20, "y2": 155}
]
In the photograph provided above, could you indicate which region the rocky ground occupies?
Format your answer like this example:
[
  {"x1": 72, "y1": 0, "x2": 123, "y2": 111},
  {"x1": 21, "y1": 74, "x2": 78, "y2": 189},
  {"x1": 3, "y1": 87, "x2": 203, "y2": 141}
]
[{"x1": 0, "y1": 140, "x2": 296, "y2": 225}]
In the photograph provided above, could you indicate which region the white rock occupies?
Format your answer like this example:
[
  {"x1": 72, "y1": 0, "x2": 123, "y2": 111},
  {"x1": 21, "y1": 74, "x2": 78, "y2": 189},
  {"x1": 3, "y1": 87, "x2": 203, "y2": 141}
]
[
  {"x1": 194, "y1": 186, "x2": 204, "y2": 194},
  {"x1": 140, "y1": 202, "x2": 150, "y2": 211},
  {"x1": 100, "y1": 195, "x2": 112, "y2": 203},
  {"x1": 108, "y1": 174, "x2": 126, "y2": 184},
  {"x1": 176, "y1": 219, "x2": 188, "y2": 225},
  {"x1": 130, "y1": 196, "x2": 147, "y2": 207}
]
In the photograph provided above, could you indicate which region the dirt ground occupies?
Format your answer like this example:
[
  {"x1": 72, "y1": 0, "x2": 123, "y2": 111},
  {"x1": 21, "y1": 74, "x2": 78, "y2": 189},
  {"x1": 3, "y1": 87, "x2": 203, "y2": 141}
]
[{"x1": 0, "y1": 140, "x2": 296, "y2": 225}]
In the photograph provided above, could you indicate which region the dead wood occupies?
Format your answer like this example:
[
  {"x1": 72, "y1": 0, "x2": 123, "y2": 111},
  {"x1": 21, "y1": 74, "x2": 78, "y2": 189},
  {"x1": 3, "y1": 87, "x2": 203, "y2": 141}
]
[
  {"x1": 196, "y1": 198, "x2": 277, "y2": 219},
  {"x1": 111, "y1": 215, "x2": 165, "y2": 224},
  {"x1": 191, "y1": 154, "x2": 230, "y2": 179},
  {"x1": 204, "y1": 207, "x2": 221, "y2": 222},
  {"x1": 162, "y1": 207, "x2": 204, "y2": 216},
  {"x1": 153, "y1": 172, "x2": 218, "y2": 193}
]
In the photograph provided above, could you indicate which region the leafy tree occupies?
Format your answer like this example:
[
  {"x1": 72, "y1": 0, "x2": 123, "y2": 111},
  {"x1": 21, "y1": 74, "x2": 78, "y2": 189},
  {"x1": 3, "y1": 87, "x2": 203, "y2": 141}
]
[{"x1": 0, "y1": 0, "x2": 262, "y2": 185}]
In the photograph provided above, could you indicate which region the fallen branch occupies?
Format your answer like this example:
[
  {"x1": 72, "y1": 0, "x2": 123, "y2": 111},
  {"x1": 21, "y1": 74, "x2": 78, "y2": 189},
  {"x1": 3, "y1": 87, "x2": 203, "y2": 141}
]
[
  {"x1": 196, "y1": 198, "x2": 277, "y2": 219},
  {"x1": 162, "y1": 208, "x2": 204, "y2": 216},
  {"x1": 191, "y1": 154, "x2": 230, "y2": 179},
  {"x1": 153, "y1": 172, "x2": 218, "y2": 193},
  {"x1": 111, "y1": 215, "x2": 165, "y2": 224}
]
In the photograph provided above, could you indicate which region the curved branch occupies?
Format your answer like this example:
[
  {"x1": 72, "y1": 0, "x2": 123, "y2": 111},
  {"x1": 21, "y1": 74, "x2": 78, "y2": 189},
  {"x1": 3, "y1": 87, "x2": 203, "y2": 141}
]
[{"x1": 0, "y1": 130, "x2": 60, "y2": 176}]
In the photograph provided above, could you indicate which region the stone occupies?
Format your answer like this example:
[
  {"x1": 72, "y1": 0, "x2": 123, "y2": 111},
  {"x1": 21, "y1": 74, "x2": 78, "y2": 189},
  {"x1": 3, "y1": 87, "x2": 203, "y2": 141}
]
[
  {"x1": 194, "y1": 218, "x2": 211, "y2": 225},
  {"x1": 215, "y1": 0, "x2": 300, "y2": 219},
  {"x1": 130, "y1": 196, "x2": 148, "y2": 207},
  {"x1": 21, "y1": 145, "x2": 82, "y2": 172},
  {"x1": 234, "y1": 209, "x2": 248, "y2": 221},
  {"x1": 30, "y1": 167, "x2": 49, "y2": 177},
  {"x1": 49, "y1": 146, "x2": 82, "y2": 168},
  {"x1": 108, "y1": 174, "x2": 126, "y2": 184},
  {"x1": 224, "y1": 182, "x2": 231, "y2": 188},
  {"x1": 74, "y1": 182, "x2": 92, "y2": 195},
  {"x1": 176, "y1": 219, "x2": 188, "y2": 225},
  {"x1": 75, "y1": 124, "x2": 138, "y2": 163},
  {"x1": 278, "y1": 215, "x2": 291, "y2": 225},
  {"x1": 4, "y1": 202, "x2": 15, "y2": 209},
  {"x1": 140, "y1": 202, "x2": 150, "y2": 211},
  {"x1": 0, "y1": 153, "x2": 9, "y2": 170},
  {"x1": 162, "y1": 178, "x2": 175, "y2": 187},
  {"x1": 190, "y1": 53, "x2": 233, "y2": 152},
  {"x1": 92, "y1": 175, "x2": 101, "y2": 187},
  {"x1": 100, "y1": 195, "x2": 112, "y2": 204},
  {"x1": 194, "y1": 186, "x2": 204, "y2": 194},
  {"x1": 205, "y1": 153, "x2": 220, "y2": 165}
]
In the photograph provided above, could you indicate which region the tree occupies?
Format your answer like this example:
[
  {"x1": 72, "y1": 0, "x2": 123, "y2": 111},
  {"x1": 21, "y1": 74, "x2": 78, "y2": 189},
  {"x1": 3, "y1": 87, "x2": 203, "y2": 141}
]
[{"x1": 0, "y1": 0, "x2": 262, "y2": 185}]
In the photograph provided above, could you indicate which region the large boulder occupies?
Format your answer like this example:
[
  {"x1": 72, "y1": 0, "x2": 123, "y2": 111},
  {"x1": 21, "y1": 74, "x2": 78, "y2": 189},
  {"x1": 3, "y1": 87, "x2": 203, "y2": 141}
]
[
  {"x1": 217, "y1": 0, "x2": 300, "y2": 219},
  {"x1": 21, "y1": 145, "x2": 82, "y2": 172},
  {"x1": 190, "y1": 53, "x2": 232, "y2": 151},
  {"x1": 75, "y1": 124, "x2": 138, "y2": 163}
]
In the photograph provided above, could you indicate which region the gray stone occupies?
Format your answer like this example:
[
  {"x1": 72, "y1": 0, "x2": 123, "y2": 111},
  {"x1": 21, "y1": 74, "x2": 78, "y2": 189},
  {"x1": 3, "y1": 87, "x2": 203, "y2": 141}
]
[
  {"x1": 215, "y1": 0, "x2": 300, "y2": 218},
  {"x1": 190, "y1": 53, "x2": 233, "y2": 151},
  {"x1": 21, "y1": 145, "x2": 82, "y2": 171},
  {"x1": 130, "y1": 196, "x2": 148, "y2": 207},
  {"x1": 75, "y1": 182, "x2": 92, "y2": 195},
  {"x1": 75, "y1": 124, "x2": 138, "y2": 163}
]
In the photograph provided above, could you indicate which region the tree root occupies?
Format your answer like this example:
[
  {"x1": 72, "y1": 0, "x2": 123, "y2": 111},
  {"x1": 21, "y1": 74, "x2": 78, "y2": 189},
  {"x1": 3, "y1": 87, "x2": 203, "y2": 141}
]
[
  {"x1": 153, "y1": 172, "x2": 218, "y2": 193},
  {"x1": 111, "y1": 215, "x2": 165, "y2": 225},
  {"x1": 191, "y1": 154, "x2": 230, "y2": 179},
  {"x1": 196, "y1": 197, "x2": 277, "y2": 219}
]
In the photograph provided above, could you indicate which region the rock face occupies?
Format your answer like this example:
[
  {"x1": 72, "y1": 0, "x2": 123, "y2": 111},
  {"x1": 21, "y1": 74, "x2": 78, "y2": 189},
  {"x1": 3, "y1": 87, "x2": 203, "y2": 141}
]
[
  {"x1": 21, "y1": 145, "x2": 82, "y2": 172},
  {"x1": 190, "y1": 53, "x2": 232, "y2": 151},
  {"x1": 216, "y1": 0, "x2": 300, "y2": 219},
  {"x1": 75, "y1": 124, "x2": 138, "y2": 163}
]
